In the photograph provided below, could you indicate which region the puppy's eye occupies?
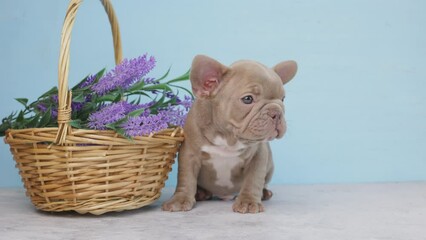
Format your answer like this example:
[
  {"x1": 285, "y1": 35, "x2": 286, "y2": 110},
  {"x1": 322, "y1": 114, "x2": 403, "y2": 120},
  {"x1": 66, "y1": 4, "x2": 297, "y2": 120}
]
[
  {"x1": 241, "y1": 95, "x2": 254, "y2": 104},
  {"x1": 282, "y1": 96, "x2": 285, "y2": 102}
]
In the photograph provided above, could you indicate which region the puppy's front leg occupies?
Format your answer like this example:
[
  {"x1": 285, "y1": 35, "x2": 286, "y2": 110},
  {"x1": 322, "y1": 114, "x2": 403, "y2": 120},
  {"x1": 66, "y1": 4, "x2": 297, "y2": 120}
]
[
  {"x1": 233, "y1": 146, "x2": 269, "y2": 214},
  {"x1": 162, "y1": 144, "x2": 200, "y2": 212}
]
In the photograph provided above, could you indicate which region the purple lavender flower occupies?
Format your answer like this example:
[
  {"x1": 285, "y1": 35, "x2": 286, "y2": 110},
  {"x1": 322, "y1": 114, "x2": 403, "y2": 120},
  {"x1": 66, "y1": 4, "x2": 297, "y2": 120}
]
[
  {"x1": 165, "y1": 91, "x2": 175, "y2": 99},
  {"x1": 144, "y1": 77, "x2": 159, "y2": 85},
  {"x1": 37, "y1": 103, "x2": 47, "y2": 113},
  {"x1": 159, "y1": 106, "x2": 187, "y2": 128},
  {"x1": 37, "y1": 103, "x2": 58, "y2": 118},
  {"x1": 52, "y1": 109, "x2": 58, "y2": 118},
  {"x1": 87, "y1": 101, "x2": 135, "y2": 130},
  {"x1": 87, "y1": 101, "x2": 152, "y2": 130},
  {"x1": 180, "y1": 95, "x2": 193, "y2": 110},
  {"x1": 85, "y1": 94, "x2": 92, "y2": 103},
  {"x1": 119, "y1": 103, "x2": 190, "y2": 137},
  {"x1": 72, "y1": 102, "x2": 84, "y2": 112},
  {"x1": 79, "y1": 74, "x2": 97, "y2": 88},
  {"x1": 129, "y1": 101, "x2": 155, "y2": 112},
  {"x1": 72, "y1": 95, "x2": 92, "y2": 112},
  {"x1": 51, "y1": 94, "x2": 90, "y2": 113},
  {"x1": 91, "y1": 54, "x2": 156, "y2": 95},
  {"x1": 52, "y1": 95, "x2": 58, "y2": 104},
  {"x1": 120, "y1": 115, "x2": 169, "y2": 137}
]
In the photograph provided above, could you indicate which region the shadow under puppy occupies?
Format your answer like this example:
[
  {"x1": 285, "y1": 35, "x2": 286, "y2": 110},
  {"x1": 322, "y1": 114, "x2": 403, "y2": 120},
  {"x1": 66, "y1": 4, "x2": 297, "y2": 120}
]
[{"x1": 162, "y1": 55, "x2": 297, "y2": 213}]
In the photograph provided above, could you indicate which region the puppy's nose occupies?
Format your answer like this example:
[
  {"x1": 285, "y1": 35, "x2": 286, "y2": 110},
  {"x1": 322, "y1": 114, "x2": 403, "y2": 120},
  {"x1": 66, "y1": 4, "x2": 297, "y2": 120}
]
[{"x1": 268, "y1": 111, "x2": 280, "y2": 120}]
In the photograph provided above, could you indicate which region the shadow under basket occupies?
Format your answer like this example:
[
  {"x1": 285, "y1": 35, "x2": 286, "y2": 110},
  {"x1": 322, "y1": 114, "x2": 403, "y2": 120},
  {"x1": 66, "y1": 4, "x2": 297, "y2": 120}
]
[{"x1": 5, "y1": 127, "x2": 184, "y2": 215}]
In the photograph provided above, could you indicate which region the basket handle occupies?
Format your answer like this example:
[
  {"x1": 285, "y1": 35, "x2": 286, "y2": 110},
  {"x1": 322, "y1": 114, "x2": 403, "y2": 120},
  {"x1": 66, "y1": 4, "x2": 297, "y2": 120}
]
[{"x1": 55, "y1": 0, "x2": 123, "y2": 144}]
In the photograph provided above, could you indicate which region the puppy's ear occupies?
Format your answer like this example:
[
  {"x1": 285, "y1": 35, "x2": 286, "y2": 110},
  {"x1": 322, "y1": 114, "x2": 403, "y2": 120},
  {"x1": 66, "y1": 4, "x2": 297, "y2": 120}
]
[
  {"x1": 273, "y1": 60, "x2": 298, "y2": 85},
  {"x1": 190, "y1": 55, "x2": 228, "y2": 98}
]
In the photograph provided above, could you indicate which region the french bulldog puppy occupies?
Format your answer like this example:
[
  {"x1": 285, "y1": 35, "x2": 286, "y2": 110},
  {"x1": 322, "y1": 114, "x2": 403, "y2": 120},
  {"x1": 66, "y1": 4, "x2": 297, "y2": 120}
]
[{"x1": 162, "y1": 55, "x2": 297, "y2": 213}]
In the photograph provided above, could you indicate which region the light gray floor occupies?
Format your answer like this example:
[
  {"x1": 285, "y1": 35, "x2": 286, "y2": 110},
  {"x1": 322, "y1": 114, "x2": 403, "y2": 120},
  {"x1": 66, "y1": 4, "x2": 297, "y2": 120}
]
[{"x1": 0, "y1": 182, "x2": 425, "y2": 240}]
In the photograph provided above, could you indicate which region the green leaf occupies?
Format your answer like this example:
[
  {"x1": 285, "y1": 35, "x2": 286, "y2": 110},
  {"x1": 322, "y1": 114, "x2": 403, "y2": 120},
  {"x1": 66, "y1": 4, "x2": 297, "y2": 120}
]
[
  {"x1": 0, "y1": 118, "x2": 12, "y2": 136},
  {"x1": 125, "y1": 91, "x2": 151, "y2": 99},
  {"x1": 39, "y1": 87, "x2": 58, "y2": 99},
  {"x1": 113, "y1": 92, "x2": 123, "y2": 102},
  {"x1": 166, "y1": 69, "x2": 190, "y2": 84},
  {"x1": 82, "y1": 102, "x2": 98, "y2": 112},
  {"x1": 73, "y1": 93, "x2": 86, "y2": 103},
  {"x1": 11, "y1": 111, "x2": 27, "y2": 129},
  {"x1": 116, "y1": 128, "x2": 132, "y2": 140},
  {"x1": 71, "y1": 88, "x2": 84, "y2": 96},
  {"x1": 128, "y1": 80, "x2": 146, "y2": 92},
  {"x1": 37, "y1": 107, "x2": 52, "y2": 127},
  {"x1": 104, "y1": 116, "x2": 127, "y2": 132},
  {"x1": 106, "y1": 125, "x2": 132, "y2": 140},
  {"x1": 155, "y1": 67, "x2": 171, "y2": 82},
  {"x1": 72, "y1": 75, "x2": 90, "y2": 90},
  {"x1": 130, "y1": 96, "x2": 142, "y2": 105},
  {"x1": 114, "y1": 127, "x2": 126, "y2": 136},
  {"x1": 95, "y1": 68, "x2": 106, "y2": 81},
  {"x1": 16, "y1": 111, "x2": 24, "y2": 123},
  {"x1": 149, "y1": 94, "x2": 166, "y2": 110},
  {"x1": 71, "y1": 68, "x2": 105, "y2": 90},
  {"x1": 105, "y1": 123, "x2": 117, "y2": 131},
  {"x1": 170, "y1": 84, "x2": 194, "y2": 98},
  {"x1": 114, "y1": 117, "x2": 128, "y2": 126},
  {"x1": 15, "y1": 98, "x2": 28, "y2": 107},
  {"x1": 142, "y1": 84, "x2": 172, "y2": 92},
  {"x1": 69, "y1": 119, "x2": 82, "y2": 128},
  {"x1": 96, "y1": 93, "x2": 119, "y2": 102},
  {"x1": 27, "y1": 115, "x2": 40, "y2": 128},
  {"x1": 128, "y1": 108, "x2": 146, "y2": 117}
]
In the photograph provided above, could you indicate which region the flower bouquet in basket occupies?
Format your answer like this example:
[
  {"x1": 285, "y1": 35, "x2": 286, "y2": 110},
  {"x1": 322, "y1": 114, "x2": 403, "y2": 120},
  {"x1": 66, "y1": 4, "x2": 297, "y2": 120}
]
[
  {"x1": 1, "y1": 0, "x2": 192, "y2": 215},
  {"x1": 1, "y1": 54, "x2": 192, "y2": 215},
  {"x1": 0, "y1": 54, "x2": 192, "y2": 138}
]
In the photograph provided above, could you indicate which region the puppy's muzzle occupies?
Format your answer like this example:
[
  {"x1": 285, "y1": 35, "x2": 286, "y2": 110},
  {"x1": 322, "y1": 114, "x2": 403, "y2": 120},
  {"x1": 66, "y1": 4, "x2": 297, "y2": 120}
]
[
  {"x1": 245, "y1": 103, "x2": 285, "y2": 141},
  {"x1": 265, "y1": 107, "x2": 286, "y2": 140}
]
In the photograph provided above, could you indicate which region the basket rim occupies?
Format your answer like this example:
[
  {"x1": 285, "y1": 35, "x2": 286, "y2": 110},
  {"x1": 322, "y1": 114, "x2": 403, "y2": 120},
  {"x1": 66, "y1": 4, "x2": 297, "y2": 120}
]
[
  {"x1": 5, "y1": 126, "x2": 183, "y2": 135},
  {"x1": 5, "y1": 126, "x2": 184, "y2": 142}
]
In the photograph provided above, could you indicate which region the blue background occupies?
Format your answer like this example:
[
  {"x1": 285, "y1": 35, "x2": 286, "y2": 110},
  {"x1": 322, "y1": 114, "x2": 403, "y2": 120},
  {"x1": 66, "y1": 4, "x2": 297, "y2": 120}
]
[{"x1": 1, "y1": 0, "x2": 425, "y2": 187}]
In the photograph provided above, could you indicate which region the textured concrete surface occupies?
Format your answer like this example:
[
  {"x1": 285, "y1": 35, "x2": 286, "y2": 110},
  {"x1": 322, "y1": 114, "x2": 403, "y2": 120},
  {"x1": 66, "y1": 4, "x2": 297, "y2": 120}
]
[{"x1": 1, "y1": 183, "x2": 425, "y2": 240}]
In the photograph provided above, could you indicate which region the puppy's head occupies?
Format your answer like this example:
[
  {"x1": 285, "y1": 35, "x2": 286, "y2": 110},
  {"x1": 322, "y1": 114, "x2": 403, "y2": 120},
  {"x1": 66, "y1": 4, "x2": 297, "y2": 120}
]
[{"x1": 190, "y1": 55, "x2": 297, "y2": 142}]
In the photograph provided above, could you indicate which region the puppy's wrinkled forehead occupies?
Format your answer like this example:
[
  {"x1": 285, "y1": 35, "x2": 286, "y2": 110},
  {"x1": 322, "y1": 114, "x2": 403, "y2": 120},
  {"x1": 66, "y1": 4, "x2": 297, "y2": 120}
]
[{"x1": 228, "y1": 60, "x2": 284, "y2": 96}]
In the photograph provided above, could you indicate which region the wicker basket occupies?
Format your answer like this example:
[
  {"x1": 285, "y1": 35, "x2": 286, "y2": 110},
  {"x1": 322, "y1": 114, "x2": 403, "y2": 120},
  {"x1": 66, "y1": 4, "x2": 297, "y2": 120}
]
[{"x1": 4, "y1": 0, "x2": 184, "y2": 215}]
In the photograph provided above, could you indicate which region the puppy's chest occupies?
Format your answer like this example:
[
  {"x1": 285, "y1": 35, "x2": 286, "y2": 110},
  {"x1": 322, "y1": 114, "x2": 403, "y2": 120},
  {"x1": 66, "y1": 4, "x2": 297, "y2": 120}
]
[{"x1": 200, "y1": 137, "x2": 247, "y2": 189}]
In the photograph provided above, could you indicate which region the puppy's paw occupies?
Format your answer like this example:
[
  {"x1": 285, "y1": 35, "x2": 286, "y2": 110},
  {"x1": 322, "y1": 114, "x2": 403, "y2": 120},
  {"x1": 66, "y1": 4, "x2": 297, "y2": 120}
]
[
  {"x1": 232, "y1": 198, "x2": 264, "y2": 214},
  {"x1": 195, "y1": 185, "x2": 213, "y2": 201},
  {"x1": 162, "y1": 193, "x2": 196, "y2": 212},
  {"x1": 261, "y1": 188, "x2": 273, "y2": 201}
]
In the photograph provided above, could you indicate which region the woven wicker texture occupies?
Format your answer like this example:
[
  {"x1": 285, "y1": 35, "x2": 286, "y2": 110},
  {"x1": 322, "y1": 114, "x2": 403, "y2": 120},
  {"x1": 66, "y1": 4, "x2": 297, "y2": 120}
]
[{"x1": 4, "y1": 0, "x2": 184, "y2": 215}]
